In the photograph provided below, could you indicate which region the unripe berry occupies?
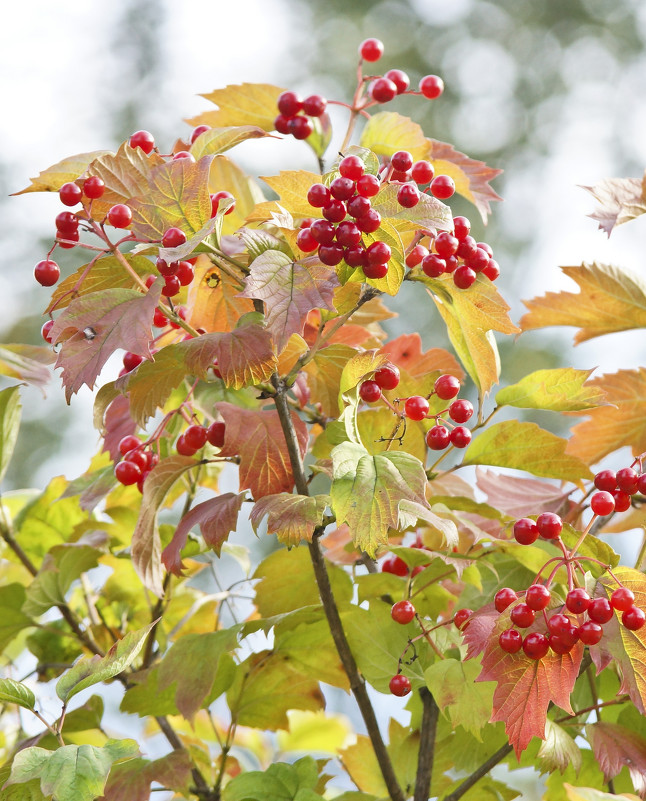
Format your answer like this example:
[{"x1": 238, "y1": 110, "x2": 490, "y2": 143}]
[{"x1": 391, "y1": 600, "x2": 416, "y2": 624}]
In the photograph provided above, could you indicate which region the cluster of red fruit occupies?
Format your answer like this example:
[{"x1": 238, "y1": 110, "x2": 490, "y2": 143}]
[
  {"x1": 359, "y1": 369, "x2": 474, "y2": 450},
  {"x1": 358, "y1": 38, "x2": 444, "y2": 106},
  {"x1": 274, "y1": 91, "x2": 328, "y2": 141},
  {"x1": 590, "y1": 464, "x2": 646, "y2": 516}
]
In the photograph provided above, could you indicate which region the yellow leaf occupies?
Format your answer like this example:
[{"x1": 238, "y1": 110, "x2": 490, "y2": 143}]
[
  {"x1": 521, "y1": 262, "x2": 646, "y2": 344},
  {"x1": 209, "y1": 155, "x2": 266, "y2": 235},
  {"x1": 190, "y1": 83, "x2": 286, "y2": 131},
  {"x1": 357, "y1": 408, "x2": 427, "y2": 462},
  {"x1": 340, "y1": 735, "x2": 387, "y2": 796},
  {"x1": 277, "y1": 710, "x2": 352, "y2": 755},
  {"x1": 276, "y1": 334, "x2": 308, "y2": 375},
  {"x1": 304, "y1": 344, "x2": 357, "y2": 418},
  {"x1": 13, "y1": 151, "x2": 111, "y2": 194},
  {"x1": 360, "y1": 112, "x2": 428, "y2": 160},
  {"x1": 259, "y1": 170, "x2": 323, "y2": 220},
  {"x1": 496, "y1": 367, "x2": 610, "y2": 412},
  {"x1": 565, "y1": 785, "x2": 640, "y2": 801},
  {"x1": 186, "y1": 257, "x2": 254, "y2": 334},
  {"x1": 189, "y1": 125, "x2": 269, "y2": 160}
]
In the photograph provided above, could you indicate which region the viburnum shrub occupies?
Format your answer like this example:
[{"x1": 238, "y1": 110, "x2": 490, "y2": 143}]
[{"x1": 3, "y1": 35, "x2": 646, "y2": 801}]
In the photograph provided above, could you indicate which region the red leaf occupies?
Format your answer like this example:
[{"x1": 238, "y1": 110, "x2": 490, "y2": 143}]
[
  {"x1": 475, "y1": 467, "x2": 571, "y2": 519},
  {"x1": 583, "y1": 173, "x2": 646, "y2": 236},
  {"x1": 588, "y1": 721, "x2": 646, "y2": 795},
  {"x1": 250, "y1": 493, "x2": 330, "y2": 545},
  {"x1": 215, "y1": 402, "x2": 308, "y2": 498},
  {"x1": 50, "y1": 283, "x2": 161, "y2": 402},
  {"x1": 101, "y1": 395, "x2": 136, "y2": 462},
  {"x1": 162, "y1": 492, "x2": 247, "y2": 575},
  {"x1": 381, "y1": 333, "x2": 464, "y2": 381},
  {"x1": 240, "y1": 252, "x2": 339, "y2": 351}
]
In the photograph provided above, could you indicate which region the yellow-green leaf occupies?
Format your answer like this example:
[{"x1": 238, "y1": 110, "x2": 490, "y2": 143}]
[
  {"x1": 304, "y1": 344, "x2": 357, "y2": 418},
  {"x1": 0, "y1": 386, "x2": 21, "y2": 485},
  {"x1": 462, "y1": 420, "x2": 593, "y2": 482},
  {"x1": 277, "y1": 710, "x2": 351, "y2": 754},
  {"x1": 250, "y1": 493, "x2": 330, "y2": 546},
  {"x1": 209, "y1": 154, "x2": 266, "y2": 235},
  {"x1": 13, "y1": 151, "x2": 111, "y2": 194},
  {"x1": 0, "y1": 678, "x2": 35, "y2": 711},
  {"x1": 189, "y1": 125, "x2": 269, "y2": 159},
  {"x1": 496, "y1": 368, "x2": 610, "y2": 412},
  {"x1": 424, "y1": 659, "x2": 494, "y2": 740},
  {"x1": 260, "y1": 170, "x2": 324, "y2": 219},
  {"x1": 193, "y1": 83, "x2": 286, "y2": 131},
  {"x1": 360, "y1": 112, "x2": 428, "y2": 160}
]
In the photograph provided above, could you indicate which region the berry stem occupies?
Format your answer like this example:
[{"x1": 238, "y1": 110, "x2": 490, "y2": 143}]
[{"x1": 568, "y1": 514, "x2": 598, "y2": 558}]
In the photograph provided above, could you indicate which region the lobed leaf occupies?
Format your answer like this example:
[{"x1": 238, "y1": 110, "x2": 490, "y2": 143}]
[
  {"x1": 187, "y1": 258, "x2": 255, "y2": 333},
  {"x1": 305, "y1": 344, "x2": 357, "y2": 419},
  {"x1": 194, "y1": 82, "x2": 286, "y2": 131},
  {"x1": 583, "y1": 172, "x2": 646, "y2": 236},
  {"x1": 475, "y1": 467, "x2": 571, "y2": 519},
  {"x1": 496, "y1": 367, "x2": 609, "y2": 412},
  {"x1": 371, "y1": 182, "x2": 452, "y2": 232},
  {"x1": 587, "y1": 721, "x2": 646, "y2": 795},
  {"x1": 260, "y1": 170, "x2": 324, "y2": 220},
  {"x1": 13, "y1": 150, "x2": 111, "y2": 194},
  {"x1": 359, "y1": 112, "x2": 429, "y2": 160},
  {"x1": 189, "y1": 124, "x2": 269, "y2": 159},
  {"x1": 382, "y1": 332, "x2": 464, "y2": 380},
  {"x1": 250, "y1": 493, "x2": 330, "y2": 546},
  {"x1": 425, "y1": 658, "x2": 494, "y2": 740},
  {"x1": 102, "y1": 750, "x2": 192, "y2": 801}
]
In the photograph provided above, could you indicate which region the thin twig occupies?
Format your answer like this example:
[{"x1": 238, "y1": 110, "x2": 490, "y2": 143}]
[
  {"x1": 440, "y1": 743, "x2": 513, "y2": 801},
  {"x1": 414, "y1": 687, "x2": 439, "y2": 801}
]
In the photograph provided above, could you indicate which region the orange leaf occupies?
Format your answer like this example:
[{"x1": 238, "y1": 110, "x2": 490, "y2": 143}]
[
  {"x1": 583, "y1": 172, "x2": 646, "y2": 236},
  {"x1": 186, "y1": 257, "x2": 254, "y2": 334},
  {"x1": 381, "y1": 333, "x2": 464, "y2": 381}
]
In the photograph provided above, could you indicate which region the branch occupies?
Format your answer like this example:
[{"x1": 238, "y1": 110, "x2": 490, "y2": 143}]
[
  {"x1": 440, "y1": 743, "x2": 513, "y2": 801},
  {"x1": 272, "y1": 380, "x2": 405, "y2": 801},
  {"x1": 414, "y1": 687, "x2": 439, "y2": 801}
]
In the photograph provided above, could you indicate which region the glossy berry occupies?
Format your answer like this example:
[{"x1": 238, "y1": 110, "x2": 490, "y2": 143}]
[
  {"x1": 374, "y1": 364, "x2": 400, "y2": 390},
  {"x1": 523, "y1": 632, "x2": 549, "y2": 660},
  {"x1": 430, "y1": 175, "x2": 455, "y2": 199},
  {"x1": 421, "y1": 254, "x2": 446, "y2": 278},
  {"x1": 190, "y1": 124, "x2": 210, "y2": 143},
  {"x1": 536, "y1": 512, "x2": 562, "y2": 540},
  {"x1": 344, "y1": 246, "x2": 367, "y2": 268},
  {"x1": 566, "y1": 588, "x2": 591, "y2": 614},
  {"x1": 391, "y1": 151, "x2": 413, "y2": 173},
  {"x1": 124, "y1": 449, "x2": 148, "y2": 471},
  {"x1": 288, "y1": 116, "x2": 314, "y2": 140},
  {"x1": 391, "y1": 600, "x2": 416, "y2": 624},
  {"x1": 363, "y1": 262, "x2": 388, "y2": 279},
  {"x1": 510, "y1": 602, "x2": 535, "y2": 628},
  {"x1": 211, "y1": 191, "x2": 235, "y2": 216},
  {"x1": 41, "y1": 320, "x2": 55, "y2": 344},
  {"x1": 162, "y1": 227, "x2": 187, "y2": 248},
  {"x1": 453, "y1": 216, "x2": 471, "y2": 240},
  {"x1": 616, "y1": 467, "x2": 639, "y2": 494},
  {"x1": 549, "y1": 634, "x2": 575, "y2": 654},
  {"x1": 547, "y1": 614, "x2": 574, "y2": 637},
  {"x1": 610, "y1": 587, "x2": 635, "y2": 611},
  {"x1": 274, "y1": 114, "x2": 291, "y2": 135},
  {"x1": 55, "y1": 211, "x2": 79, "y2": 235},
  {"x1": 419, "y1": 74, "x2": 444, "y2": 99},
  {"x1": 494, "y1": 587, "x2": 518, "y2": 613},
  {"x1": 453, "y1": 265, "x2": 477, "y2": 289},
  {"x1": 277, "y1": 91, "x2": 302, "y2": 116},
  {"x1": 389, "y1": 674, "x2": 411, "y2": 697},
  {"x1": 307, "y1": 183, "x2": 331, "y2": 208},
  {"x1": 590, "y1": 491, "x2": 615, "y2": 516},
  {"x1": 397, "y1": 183, "x2": 420, "y2": 208},
  {"x1": 162, "y1": 275, "x2": 181, "y2": 297},
  {"x1": 348, "y1": 196, "x2": 374, "y2": 221},
  {"x1": 206, "y1": 421, "x2": 226, "y2": 448},
  {"x1": 588, "y1": 597, "x2": 613, "y2": 624},
  {"x1": 123, "y1": 351, "x2": 143, "y2": 372},
  {"x1": 514, "y1": 518, "x2": 539, "y2": 545},
  {"x1": 184, "y1": 424, "x2": 208, "y2": 451},
  {"x1": 119, "y1": 435, "x2": 141, "y2": 456},
  {"x1": 525, "y1": 584, "x2": 551, "y2": 611},
  {"x1": 366, "y1": 241, "x2": 391, "y2": 266},
  {"x1": 612, "y1": 489, "x2": 632, "y2": 512},
  {"x1": 107, "y1": 204, "x2": 132, "y2": 228},
  {"x1": 594, "y1": 469, "x2": 616, "y2": 491},
  {"x1": 411, "y1": 160, "x2": 434, "y2": 184},
  {"x1": 156, "y1": 258, "x2": 178, "y2": 277},
  {"x1": 577, "y1": 621, "x2": 603, "y2": 645},
  {"x1": 318, "y1": 244, "x2": 345, "y2": 266},
  {"x1": 384, "y1": 69, "x2": 410, "y2": 94},
  {"x1": 359, "y1": 380, "x2": 381, "y2": 403},
  {"x1": 638, "y1": 474, "x2": 646, "y2": 495},
  {"x1": 449, "y1": 426, "x2": 471, "y2": 448},
  {"x1": 435, "y1": 232, "x2": 459, "y2": 258},
  {"x1": 482, "y1": 259, "x2": 500, "y2": 282},
  {"x1": 83, "y1": 175, "x2": 105, "y2": 199},
  {"x1": 59, "y1": 182, "x2": 82, "y2": 206},
  {"x1": 57, "y1": 229, "x2": 80, "y2": 249},
  {"x1": 434, "y1": 374, "x2": 460, "y2": 400},
  {"x1": 356, "y1": 174, "x2": 380, "y2": 198},
  {"x1": 297, "y1": 227, "x2": 318, "y2": 252},
  {"x1": 115, "y1": 460, "x2": 142, "y2": 486},
  {"x1": 382, "y1": 555, "x2": 408, "y2": 576},
  {"x1": 310, "y1": 219, "x2": 336, "y2": 245},
  {"x1": 622, "y1": 606, "x2": 646, "y2": 631},
  {"x1": 34, "y1": 259, "x2": 60, "y2": 287},
  {"x1": 339, "y1": 155, "x2": 365, "y2": 182},
  {"x1": 322, "y1": 199, "x2": 347, "y2": 223},
  {"x1": 302, "y1": 94, "x2": 327, "y2": 116},
  {"x1": 172, "y1": 150, "x2": 195, "y2": 162},
  {"x1": 499, "y1": 628, "x2": 523, "y2": 654},
  {"x1": 405, "y1": 245, "x2": 428, "y2": 268},
  {"x1": 454, "y1": 608, "x2": 473, "y2": 629},
  {"x1": 176, "y1": 260, "x2": 195, "y2": 286},
  {"x1": 175, "y1": 434, "x2": 197, "y2": 457},
  {"x1": 405, "y1": 396, "x2": 429, "y2": 421},
  {"x1": 359, "y1": 38, "x2": 384, "y2": 62},
  {"x1": 129, "y1": 130, "x2": 155, "y2": 153},
  {"x1": 152, "y1": 308, "x2": 168, "y2": 327},
  {"x1": 426, "y1": 425, "x2": 450, "y2": 450},
  {"x1": 370, "y1": 78, "x2": 397, "y2": 104},
  {"x1": 330, "y1": 177, "x2": 355, "y2": 201},
  {"x1": 448, "y1": 399, "x2": 473, "y2": 424}
]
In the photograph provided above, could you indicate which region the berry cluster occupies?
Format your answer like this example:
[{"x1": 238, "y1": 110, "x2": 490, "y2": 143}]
[
  {"x1": 358, "y1": 38, "x2": 444, "y2": 106},
  {"x1": 590, "y1": 464, "x2": 646, "y2": 516},
  {"x1": 274, "y1": 91, "x2": 327, "y2": 140}
]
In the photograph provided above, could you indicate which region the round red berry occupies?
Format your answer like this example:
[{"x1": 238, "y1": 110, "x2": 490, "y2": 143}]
[
  {"x1": 391, "y1": 600, "x2": 416, "y2": 624},
  {"x1": 421, "y1": 254, "x2": 446, "y2": 278},
  {"x1": 55, "y1": 211, "x2": 79, "y2": 235},
  {"x1": 156, "y1": 258, "x2": 178, "y2": 277},
  {"x1": 330, "y1": 177, "x2": 355, "y2": 201},
  {"x1": 184, "y1": 424, "x2": 208, "y2": 451},
  {"x1": 302, "y1": 94, "x2": 327, "y2": 117},
  {"x1": 454, "y1": 608, "x2": 473, "y2": 629},
  {"x1": 547, "y1": 614, "x2": 573, "y2": 636},
  {"x1": 482, "y1": 259, "x2": 500, "y2": 281},
  {"x1": 419, "y1": 75, "x2": 444, "y2": 99},
  {"x1": 374, "y1": 364, "x2": 400, "y2": 390},
  {"x1": 434, "y1": 374, "x2": 460, "y2": 400},
  {"x1": 405, "y1": 396, "x2": 429, "y2": 421},
  {"x1": 453, "y1": 265, "x2": 477, "y2": 289},
  {"x1": 510, "y1": 602, "x2": 535, "y2": 628},
  {"x1": 430, "y1": 175, "x2": 455, "y2": 199},
  {"x1": 525, "y1": 584, "x2": 551, "y2": 611},
  {"x1": 359, "y1": 38, "x2": 384, "y2": 62},
  {"x1": 206, "y1": 421, "x2": 226, "y2": 448},
  {"x1": 566, "y1": 588, "x2": 591, "y2": 614},
  {"x1": 448, "y1": 399, "x2": 473, "y2": 424},
  {"x1": 426, "y1": 425, "x2": 450, "y2": 450},
  {"x1": 349, "y1": 196, "x2": 374, "y2": 221},
  {"x1": 514, "y1": 518, "x2": 539, "y2": 545},
  {"x1": 297, "y1": 227, "x2": 318, "y2": 252},
  {"x1": 83, "y1": 175, "x2": 105, "y2": 199},
  {"x1": 190, "y1": 124, "x2": 210, "y2": 143},
  {"x1": 363, "y1": 262, "x2": 388, "y2": 279},
  {"x1": 588, "y1": 597, "x2": 613, "y2": 624},
  {"x1": 172, "y1": 151, "x2": 195, "y2": 162},
  {"x1": 499, "y1": 628, "x2": 522, "y2": 654},
  {"x1": 594, "y1": 469, "x2": 616, "y2": 492},
  {"x1": 391, "y1": 151, "x2": 413, "y2": 173},
  {"x1": 638, "y1": 474, "x2": 646, "y2": 495},
  {"x1": 616, "y1": 467, "x2": 639, "y2": 494},
  {"x1": 34, "y1": 259, "x2": 60, "y2": 287},
  {"x1": 318, "y1": 244, "x2": 345, "y2": 266},
  {"x1": 366, "y1": 241, "x2": 391, "y2": 266},
  {"x1": 115, "y1": 460, "x2": 142, "y2": 486},
  {"x1": 162, "y1": 227, "x2": 187, "y2": 248},
  {"x1": 107, "y1": 204, "x2": 132, "y2": 229},
  {"x1": 622, "y1": 606, "x2": 646, "y2": 631},
  {"x1": 449, "y1": 426, "x2": 471, "y2": 448},
  {"x1": 453, "y1": 216, "x2": 471, "y2": 240},
  {"x1": 536, "y1": 512, "x2": 562, "y2": 540},
  {"x1": 162, "y1": 275, "x2": 181, "y2": 297},
  {"x1": 612, "y1": 489, "x2": 632, "y2": 512},
  {"x1": 310, "y1": 219, "x2": 336, "y2": 245},
  {"x1": 123, "y1": 352, "x2": 143, "y2": 372},
  {"x1": 277, "y1": 91, "x2": 302, "y2": 116},
  {"x1": 370, "y1": 78, "x2": 397, "y2": 104},
  {"x1": 307, "y1": 183, "x2": 331, "y2": 208},
  {"x1": 119, "y1": 435, "x2": 142, "y2": 456},
  {"x1": 41, "y1": 320, "x2": 55, "y2": 344},
  {"x1": 359, "y1": 380, "x2": 381, "y2": 403},
  {"x1": 389, "y1": 674, "x2": 411, "y2": 696},
  {"x1": 411, "y1": 160, "x2": 434, "y2": 185},
  {"x1": 610, "y1": 587, "x2": 635, "y2": 611},
  {"x1": 435, "y1": 232, "x2": 459, "y2": 258},
  {"x1": 322, "y1": 200, "x2": 347, "y2": 223},
  {"x1": 356, "y1": 174, "x2": 380, "y2": 198},
  {"x1": 405, "y1": 245, "x2": 429, "y2": 268},
  {"x1": 397, "y1": 184, "x2": 420, "y2": 208},
  {"x1": 577, "y1": 621, "x2": 604, "y2": 645},
  {"x1": 129, "y1": 130, "x2": 155, "y2": 153},
  {"x1": 494, "y1": 587, "x2": 518, "y2": 613},
  {"x1": 382, "y1": 555, "x2": 408, "y2": 576},
  {"x1": 523, "y1": 632, "x2": 549, "y2": 660},
  {"x1": 384, "y1": 69, "x2": 410, "y2": 94},
  {"x1": 288, "y1": 116, "x2": 314, "y2": 140},
  {"x1": 274, "y1": 114, "x2": 291, "y2": 135},
  {"x1": 176, "y1": 261, "x2": 195, "y2": 286},
  {"x1": 344, "y1": 246, "x2": 367, "y2": 268},
  {"x1": 590, "y1": 491, "x2": 615, "y2": 516},
  {"x1": 211, "y1": 191, "x2": 235, "y2": 216},
  {"x1": 59, "y1": 182, "x2": 82, "y2": 206},
  {"x1": 549, "y1": 634, "x2": 574, "y2": 654},
  {"x1": 339, "y1": 155, "x2": 365, "y2": 182}
]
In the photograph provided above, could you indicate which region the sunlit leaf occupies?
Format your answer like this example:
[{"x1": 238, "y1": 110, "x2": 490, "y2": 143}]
[
  {"x1": 209, "y1": 154, "x2": 266, "y2": 235},
  {"x1": 0, "y1": 678, "x2": 35, "y2": 711},
  {"x1": 564, "y1": 785, "x2": 640, "y2": 801},
  {"x1": 337, "y1": 220, "x2": 405, "y2": 296},
  {"x1": 382, "y1": 333, "x2": 464, "y2": 380},
  {"x1": 371, "y1": 182, "x2": 452, "y2": 232},
  {"x1": 359, "y1": 112, "x2": 428, "y2": 160},
  {"x1": 496, "y1": 368, "x2": 609, "y2": 412},
  {"x1": 13, "y1": 151, "x2": 111, "y2": 194},
  {"x1": 277, "y1": 709, "x2": 351, "y2": 755},
  {"x1": 0, "y1": 386, "x2": 21, "y2": 485},
  {"x1": 304, "y1": 344, "x2": 357, "y2": 419},
  {"x1": 538, "y1": 719, "x2": 582, "y2": 775},
  {"x1": 187, "y1": 258, "x2": 255, "y2": 333},
  {"x1": 425, "y1": 658, "x2": 494, "y2": 740},
  {"x1": 587, "y1": 721, "x2": 646, "y2": 794},
  {"x1": 193, "y1": 83, "x2": 286, "y2": 131},
  {"x1": 583, "y1": 171, "x2": 646, "y2": 236},
  {"x1": 189, "y1": 125, "x2": 269, "y2": 159},
  {"x1": 250, "y1": 493, "x2": 330, "y2": 546},
  {"x1": 260, "y1": 170, "x2": 324, "y2": 219},
  {"x1": 0, "y1": 345, "x2": 54, "y2": 391}
]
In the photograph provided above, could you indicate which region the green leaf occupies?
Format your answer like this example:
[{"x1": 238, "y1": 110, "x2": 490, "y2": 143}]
[
  {"x1": 6, "y1": 740, "x2": 139, "y2": 801},
  {"x1": 0, "y1": 678, "x2": 35, "y2": 711},
  {"x1": 0, "y1": 345, "x2": 54, "y2": 391},
  {"x1": 56, "y1": 621, "x2": 157, "y2": 702},
  {"x1": 425, "y1": 658, "x2": 494, "y2": 740},
  {"x1": 496, "y1": 368, "x2": 610, "y2": 412},
  {"x1": 250, "y1": 493, "x2": 330, "y2": 546},
  {"x1": 189, "y1": 125, "x2": 269, "y2": 159},
  {"x1": 538, "y1": 719, "x2": 582, "y2": 775},
  {"x1": 359, "y1": 112, "x2": 429, "y2": 160},
  {"x1": 305, "y1": 112, "x2": 332, "y2": 160},
  {"x1": 222, "y1": 757, "x2": 321, "y2": 801},
  {"x1": 330, "y1": 442, "x2": 431, "y2": 555},
  {"x1": 462, "y1": 420, "x2": 593, "y2": 483},
  {"x1": 0, "y1": 386, "x2": 21, "y2": 485},
  {"x1": 0, "y1": 584, "x2": 34, "y2": 651}
]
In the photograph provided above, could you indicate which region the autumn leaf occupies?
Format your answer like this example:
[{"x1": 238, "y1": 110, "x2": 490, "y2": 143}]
[
  {"x1": 587, "y1": 721, "x2": 646, "y2": 795},
  {"x1": 304, "y1": 344, "x2": 358, "y2": 419},
  {"x1": 101, "y1": 395, "x2": 137, "y2": 462},
  {"x1": 49, "y1": 283, "x2": 161, "y2": 402},
  {"x1": 189, "y1": 125, "x2": 269, "y2": 160},
  {"x1": 187, "y1": 258, "x2": 254, "y2": 333},
  {"x1": 250, "y1": 493, "x2": 330, "y2": 545},
  {"x1": 360, "y1": 112, "x2": 429, "y2": 160},
  {"x1": 132, "y1": 456, "x2": 196, "y2": 595},
  {"x1": 426, "y1": 138, "x2": 503, "y2": 223},
  {"x1": 424, "y1": 658, "x2": 494, "y2": 740},
  {"x1": 240, "y1": 251, "x2": 339, "y2": 351},
  {"x1": 215, "y1": 402, "x2": 309, "y2": 498},
  {"x1": 209, "y1": 155, "x2": 266, "y2": 235},
  {"x1": 381, "y1": 333, "x2": 464, "y2": 380},
  {"x1": 371, "y1": 182, "x2": 452, "y2": 232},
  {"x1": 564, "y1": 786, "x2": 641, "y2": 801},
  {"x1": 567, "y1": 369, "x2": 646, "y2": 466},
  {"x1": 0, "y1": 344, "x2": 54, "y2": 392},
  {"x1": 259, "y1": 170, "x2": 324, "y2": 220},
  {"x1": 103, "y1": 751, "x2": 192, "y2": 801},
  {"x1": 463, "y1": 420, "x2": 593, "y2": 483},
  {"x1": 337, "y1": 220, "x2": 406, "y2": 296},
  {"x1": 475, "y1": 467, "x2": 571, "y2": 519},
  {"x1": 583, "y1": 171, "x2": 646, "y2": 236},
  {"x1": 538, "y1": 719, "x2": 582, "y2": 775},
  {"x1": 496, "y1": 368, "x2": 610, "y2": 412},
  {"x1": 192, "y1": 83, "x2": 286, "y2": 131},
  {"x1": 12, "y1": 150, "x2": 111, "y2": 194},
  {"x1": 162, "y1": 492, "x2": 247, "y2": 575},
  {"x1": 521, "y1": 262, "x2": 646, "y2": 344}
]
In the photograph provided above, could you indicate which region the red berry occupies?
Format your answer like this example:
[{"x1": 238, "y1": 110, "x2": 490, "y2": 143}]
[
  {"x1": 173, "y1": 151, "x2": 195, "y2": 162},
  {"x1": 454, "y1": 608, "x2": 473, "y2": 629},
  {"x1": 57, "y1": 229, "x2": 80, "y2": 249},
  {"x1": 59, "y1": 182, "x2": 82, "y2": 206},
  {"x1": 434, "y1": 374, "x2": 460, "y2": 400},
  {"x1": 610, "y1": 587, "x2": 635, "y2": 611},
  {"x1": 612, "y1": 489, "x2": 632, "y2": 512},
  {"x1": 176, "y1": 434, "x2": 198, "y2": 457},
  {"x1": 444, "y1": 255, "x2": 459, "y2": 274},
  {"x1": 622, "y1": 606, "x2": 646, "y2": 631},
  {"x1": 210, "y1": 191, "x2": 235, "y2": 216},
  {"x1": 156, "y1": 258, "x2": 178, "y2": 277},
  {"x1": 176, "y1": 260, "x2": 195, "y2": 286},
  {"x1": 510, "y1": 602, "x2": 535, "y2": 628},
  {"x1": 335, "y1": 221, "x2": 362, "y2": 248},
  {"x1": 370, "y1": 78, "x2": 397, "y2": 104},
  {"x1": 594, "y1": 470, "x2": 616, "y2": 491},
  {"x1": 477, "y1": 242, "x2": 494, "y2": 257},
  {"x1": 566, "y1": 588, "x2": 591, "y2": 614},
  {"x1": 190, "y1": 124, "x2": 210, "y2": 143},
  {"x1": 359, "y1": 38, "x2": 384, "y2": 62},
  {"x1": 366, "y1": 241, "x2": 391, "y2": 266},
  {"x1": 616, "y1": 467, "x2": 639, "y2": 494},
  {"x1": 153, "y1": 308, "x2": 168, "y2": 327},
  {"x1": 397, "y1": 183, "x2": 420, "y2": 208},
  {"x1": 548, "y1": 614, "x2": 574, "y2": 636},
  {"x1": 307, "y1": 183, "x2": 331, "y2": 208},
  {"x1": 162, "y1": 275, "x2": 181, "y2": 297},
  {"x1": 577, "y1": 621, "x2": 603, "y2": 645},
  {"x1": 374, "y1": 364, "x2": 400, "y2": 390},
  {"x1": 322, "y1": 200, "x2": 347, "y2": 223},
  {"x1": 405, "y1": 245, "x2": 429, "y2": 268},
  {"x1": 435, "y1": 232, "x2": 459, "y2": 258},
  {"x1": 124, "y1": 449, "x2": 148, "y2": 471},
  {"x1": 277, "y1": 91, "x2": 302, "y2": 116},
  {"x1": 523, "y1": 632, "x2": 549, "y2": 660},
  {"x1": 421, "y1": 254, "x2": 446, "y2": 278},
  {"x1": 453, "y1": 216, "x2": 471, "y2": 240},
  {"x1": 183, "y1": 424, "x2": 207, "y2": 451},
  {"x1": 514, "y1": 518, "x2": 539, "y2": 545},
  {"x1": 481, "y1": 259, "x2": 500, "y2": 282},
  {"x1": 389, "y1": 674, "x2": 411, "y2": 697},
  {"x1": 115, "y1": 460, "x2": 142, "y2": 486},
  {"x1": 430, "y1": 175, "x2": 455, "y2": 199},
  {"x1": 310, "y1": 219, "x2": 336, "y2": 245},
  {"x1": 274, "y1": 114, "x2": 292, "y2": 135},
  {"x1": 107, "y1": 204, "x2": 132, "y2": 228},
  {"x1": 549, "y1": 634, "x2": 574, "y2": 654},
  {"x1": 411, "y1": 160, "x2": 434, "y2": 184},
  {"x1": 426, "y1": 425, "x2": 450, "y2": 450},
  {"x1": 349, "y1": 196, "x2": 374, "y2": 220},
  {"x1": 55, "y1": 211, "x2": 79, "y2": 235},
  {"x1": 339, "y1": 155, "x2": 365, "y2": 182},
  {"x1": 404, "y1": 396, "x2": 429, "y2": 421},
  {"x1": 344, "y1": 246, "x2": 367, "y2": 268},
  {"x1": 41, "y1": 320, "x2": 55, "y2": 344},
  {"x1": 384, "y1": 69, "x2": 410, "y2": 94},
  {"x1": 499, "y1": 628, "x2": 523, "y2": 653},
  {"x1": 359, "y1": 380, "x2": 382, "y2": 404},
  {"x1": 391, "y1": 151, "x2": 413, "y2": 173},
  {"x1": 318, "y1": 244, "x2": 345, "y2": 266},
  {"x1": 494, "y1": 587, "x2": 518, "y2": 613},
  {"x1": 391, "y1": 600, "x2": 416, "y2": 624},
  {"x1": 638, "y1": 474, "x2": 646, "y2": 495},
  {"x1": 129, "y1": 130, "x2": 155, "y2": 153},
  {"x1": 119, "y1": 435, "x2": 141, "y2": 456},
  {"x1": 588, "y1": 597, "x2": 613, "y2": 624},
  {"x1": 356, "y1": 174, "x2": 380, "y2": 198},
  {"x1": 448, "y1": 399, "x2": 473, "y2": 424},
  {"x1": 34, "y1": 259, "x2": 60, "y2": 287},
  {"x1": 590, "y1": 491, "x2": 615, "y2": 516},
  {"x1": 83, "y1": 175, "x2": 105, "y2": 199},
  {"x1": 525, "y1": 584, "x2": 551, "y2": 611},
  {"x1": 382, "y1": 555, "x2": 408, "y2": 576},
  {"x1": 419, "y1": 75, "x2": 444, "y2": 99},
  {"x1": 536, "y1": 512, "x2": 562, "y2": 540},
  {"x1": 288, "y1": 116, "x2": 314, "y2": 140},
  {"x1": 330, "y1": 177, "x2": 355, "y2": 201},
  {"x1": 297, "y1": 227, "x2": 318, "y2": 252},
  {"x1": 123, "y1": 351, "x2": 143, "y2": 371},
  {"x1": 465, "y1": 247, "x2": 491, "y2": 272},
  {"x1": 362, "y1": 262, "x2": 388, "y2": 279},
  {"x1": 302, "y1": 94, "x2": 327, "y2": 117},
  {"x1": 456, "y1": 236, "x2": 477, "y2": 260},
  {"x1": 449, "y1": 426, "x2": 471, "y2": 448},
  {"x1": 206, "y1": 421, "x2": 226, "y2": 448},
  {"x1": 453, "y1": 265, "x2": 477, "y2": 289},
  {"x1": 162, "y1": 227, "x2": 187, "y2": 248}
]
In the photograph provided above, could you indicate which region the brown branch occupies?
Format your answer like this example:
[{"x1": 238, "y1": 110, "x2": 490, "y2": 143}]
[
  {"x1": 440, "y1": 743, "x2": 513, "y2": 801},
  {"x1": 414, "y1": 687, "x2": 439, "y2": 801},
  {"x1": 272, "y1": 380, "x2": 405, "y2": 801}
]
